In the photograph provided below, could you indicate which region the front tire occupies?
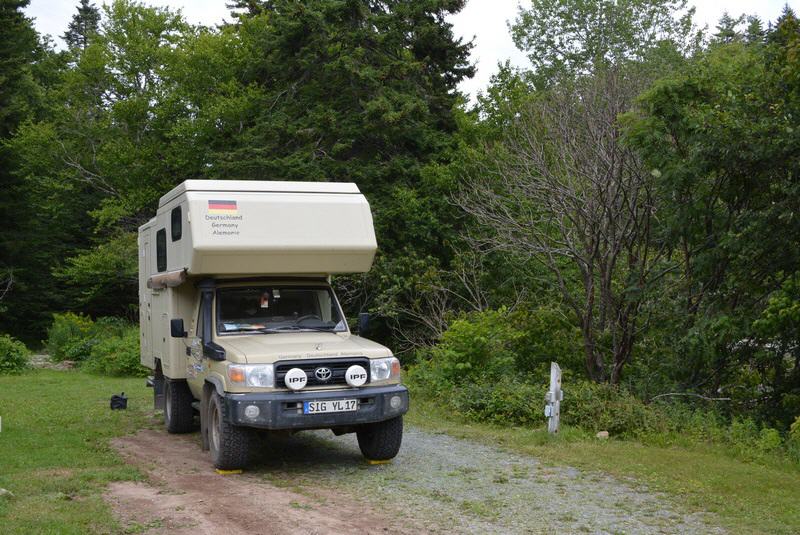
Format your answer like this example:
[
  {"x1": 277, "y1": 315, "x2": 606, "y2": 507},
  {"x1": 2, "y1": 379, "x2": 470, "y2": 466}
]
[
  {"x1": 164, "y1": 379, "x2": 194, "y2": 434},
  {"x1": 208, "y1": 391, "x2": 251, "y2": 470},
  {"x1": 356, "y1": 416, "x2": 403, "y2": 461}
]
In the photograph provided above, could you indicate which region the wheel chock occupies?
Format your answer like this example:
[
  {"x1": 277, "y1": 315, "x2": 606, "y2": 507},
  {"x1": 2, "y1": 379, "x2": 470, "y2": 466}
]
[{"x1": 215, "y1": 469, "x2": 243, "y2": 475}]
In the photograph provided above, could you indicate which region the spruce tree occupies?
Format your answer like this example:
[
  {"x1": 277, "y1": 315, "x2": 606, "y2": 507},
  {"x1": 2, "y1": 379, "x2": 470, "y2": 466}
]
[
  {"x1": 712, "y1": 12, "x2": 745, "y2": 44},
  {"x1": 63, "y1": 0, "x2": 100, "y2": 51}
]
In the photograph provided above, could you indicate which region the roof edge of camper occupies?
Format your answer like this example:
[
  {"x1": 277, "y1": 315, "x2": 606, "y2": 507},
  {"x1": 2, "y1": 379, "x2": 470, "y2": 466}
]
[{"x1": 158, "y1": 179, "x2": 361, "y2": 208}]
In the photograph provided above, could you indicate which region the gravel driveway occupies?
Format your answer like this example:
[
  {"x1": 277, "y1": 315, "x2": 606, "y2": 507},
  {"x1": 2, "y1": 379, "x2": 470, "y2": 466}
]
[
  {"x1": 109, "y1": 423, "x2": 725, "y2": 534},
  {"x1": 248, "y1": 425, "x2": 723, "y2": 534}
]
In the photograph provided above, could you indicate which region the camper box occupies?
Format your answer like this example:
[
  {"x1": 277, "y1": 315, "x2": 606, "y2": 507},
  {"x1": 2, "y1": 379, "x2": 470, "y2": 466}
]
[{"x1": 138, "y1": 179, "x2": 377, "y2": 281}]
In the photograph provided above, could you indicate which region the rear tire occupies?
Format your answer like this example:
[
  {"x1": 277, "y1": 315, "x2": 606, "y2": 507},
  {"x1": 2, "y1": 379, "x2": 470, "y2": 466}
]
[
  {"x1": 164, "y1": 379, "x2": 194, "y2": 434},
  {"x1": 208, "y1": 391, "x2": 251, "y2": 470},
  {"x1": 356, "y1": 416, "x2": 403, "y2": 461}
]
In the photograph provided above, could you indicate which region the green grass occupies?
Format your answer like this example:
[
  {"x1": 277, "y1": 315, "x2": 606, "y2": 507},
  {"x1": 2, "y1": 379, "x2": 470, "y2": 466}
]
[
  {"x1": 0, "y1": 369, "x2": 155, "y2": 534},
  {"x1": 407, "y1": 398, "x2": 800, "y2": 535}
]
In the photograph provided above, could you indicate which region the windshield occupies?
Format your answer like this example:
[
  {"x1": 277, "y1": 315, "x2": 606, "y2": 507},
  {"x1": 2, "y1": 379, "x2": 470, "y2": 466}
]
[{"x1": 216, "y1": 286, "x2": 347, "y2": 334}]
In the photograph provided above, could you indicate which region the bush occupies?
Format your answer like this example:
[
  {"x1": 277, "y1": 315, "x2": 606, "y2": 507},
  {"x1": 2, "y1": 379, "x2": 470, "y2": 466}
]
[
  {"x1": 46, "y1": 312, "x2": 94, "y2": 361},
  {"x1": 83, "y1": 326, "x2": 147, "y2": 377},
  {"x1": 791, "y1": 416, "x2": 800, "y2": 445},
  {"x1": 561, "y1": 381, "x2": 664, "y2": 437},
  {"x1": 451, "y1": 380, "x2": 547, "y2": 426},
  {"x1": 411, "y1": 306, "x2": 582, "y2": 387},
  {"x1": 0, "y1": 334, "x2": 30, "y2": 374}
]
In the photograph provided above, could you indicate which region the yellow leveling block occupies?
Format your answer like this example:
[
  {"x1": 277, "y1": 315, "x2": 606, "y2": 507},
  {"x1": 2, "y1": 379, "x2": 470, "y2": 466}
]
[
  {"x1": 215, "y1": 469, "x2": 243, "y2": 475},
  {"x1": 366, "y1": 459, "x2": 392, "y2": 465}
]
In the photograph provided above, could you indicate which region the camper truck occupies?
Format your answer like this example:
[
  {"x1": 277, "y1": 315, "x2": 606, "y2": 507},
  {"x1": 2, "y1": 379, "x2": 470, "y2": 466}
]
[{"x1": 138, "y1": 180, "x2": 408, "y2": 469}]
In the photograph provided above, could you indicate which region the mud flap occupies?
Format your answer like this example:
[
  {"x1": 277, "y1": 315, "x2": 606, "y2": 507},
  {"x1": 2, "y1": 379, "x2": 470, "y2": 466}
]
[
  {"x1": 149, "y1": 361, "x2": 165, "y2": 412},
  {"x1": 200, "y1": 383, "x2": 212, "y2": 451}
]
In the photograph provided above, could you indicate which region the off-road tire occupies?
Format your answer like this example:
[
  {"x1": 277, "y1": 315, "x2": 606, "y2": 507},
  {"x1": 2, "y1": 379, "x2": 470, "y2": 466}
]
[
  {"x1": 356, "y1": 416, "x2": 403, "y2": 461},
  {"x1": 208, "y1": 391, "x2": 250, "y2": 470},
  {"x1": 164, "y1": 379, "x2": 194, "y2": 434}
]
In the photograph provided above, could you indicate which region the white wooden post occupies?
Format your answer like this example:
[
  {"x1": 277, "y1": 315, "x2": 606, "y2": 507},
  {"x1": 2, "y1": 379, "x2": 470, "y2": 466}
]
[{"x1": 544, "y1": 362, "x2": 563, "y2": 434}]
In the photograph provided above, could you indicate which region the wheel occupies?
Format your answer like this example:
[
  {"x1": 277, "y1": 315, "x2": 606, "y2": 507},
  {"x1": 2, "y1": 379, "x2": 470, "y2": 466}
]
[
  {"x1": 164, "y1": 379, "x2": 194, "y2": 434},
  {"x1": 208, "y1": 391, "x2": 251, "y2": 469},
  {"x1": 356, "y1": 416, "x2": 403, "y2": 461}
]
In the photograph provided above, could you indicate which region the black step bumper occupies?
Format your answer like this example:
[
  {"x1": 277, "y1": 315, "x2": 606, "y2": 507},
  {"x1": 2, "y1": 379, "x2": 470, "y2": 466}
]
[{"x1": 222, "y1": 384, "x2": 409, "y2": 430}]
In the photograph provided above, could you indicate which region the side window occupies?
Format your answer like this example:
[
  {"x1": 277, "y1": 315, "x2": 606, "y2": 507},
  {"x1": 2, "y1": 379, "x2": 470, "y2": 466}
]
[
  {"x1": 171, "y1": 206, "x2": 182, "y2": 241},
  {"x1": 156, "y1": 229, "x2": 167, "y2": 272}
]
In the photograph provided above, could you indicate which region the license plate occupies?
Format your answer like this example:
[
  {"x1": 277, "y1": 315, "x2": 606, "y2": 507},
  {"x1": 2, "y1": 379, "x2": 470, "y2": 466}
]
[{"x1": 303, "y1": 399, "x2": 358, "y2": 414}]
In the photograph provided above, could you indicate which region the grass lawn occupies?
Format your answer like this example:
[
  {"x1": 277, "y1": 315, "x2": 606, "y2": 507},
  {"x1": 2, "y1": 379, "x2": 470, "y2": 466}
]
[
  {"x1": 407, "y1": 397, "x2": 800, "y2": 535},
  {"x1": 0, "y1": 369, "x2": 154, "y2": 534}
]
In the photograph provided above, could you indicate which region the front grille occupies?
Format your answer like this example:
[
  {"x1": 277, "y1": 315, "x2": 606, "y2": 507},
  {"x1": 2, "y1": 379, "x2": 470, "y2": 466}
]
[{"x1": 274, "y1": 357, "x2": 370, "y2": 388}]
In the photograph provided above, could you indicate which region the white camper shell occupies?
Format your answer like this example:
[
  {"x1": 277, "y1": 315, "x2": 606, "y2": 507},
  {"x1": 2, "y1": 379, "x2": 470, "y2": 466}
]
[{"x1": 138, "y1": 180, "x2": 407, "y2": 470}]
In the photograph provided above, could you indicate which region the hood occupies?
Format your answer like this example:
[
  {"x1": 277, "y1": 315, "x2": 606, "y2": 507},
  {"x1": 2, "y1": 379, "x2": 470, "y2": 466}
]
[{"x1": 214, "y1": 332, "x2": 392, "y2": 364}]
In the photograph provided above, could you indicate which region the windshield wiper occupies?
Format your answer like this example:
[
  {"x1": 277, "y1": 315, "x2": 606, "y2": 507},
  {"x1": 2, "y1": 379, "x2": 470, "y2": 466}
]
[{"x1": 271, "y1": 325, "x2": 337, "y2": 332}]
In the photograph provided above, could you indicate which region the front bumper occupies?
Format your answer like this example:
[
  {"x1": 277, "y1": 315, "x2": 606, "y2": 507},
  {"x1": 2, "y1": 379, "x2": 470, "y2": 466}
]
[{"x1": 222, "y1": 384, "x2": 409, "y2": 430}]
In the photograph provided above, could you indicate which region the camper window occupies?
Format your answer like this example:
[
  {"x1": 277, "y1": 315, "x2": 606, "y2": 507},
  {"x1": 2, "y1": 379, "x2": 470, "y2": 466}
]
[
  {"x1": 171, "y1": 207, "x2": 182, "y2": 241},
  {"x1": 156, "y1": 229, "x2": 166, "y2": 272},
  {"x1": 216, "y1": 286, "x2": 346, "y2": 334}
]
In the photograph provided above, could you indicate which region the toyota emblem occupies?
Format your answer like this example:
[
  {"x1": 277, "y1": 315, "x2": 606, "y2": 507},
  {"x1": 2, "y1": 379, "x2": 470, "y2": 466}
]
[{"x1": 314, "y1": 367, "x2": 332, "y2": 381}]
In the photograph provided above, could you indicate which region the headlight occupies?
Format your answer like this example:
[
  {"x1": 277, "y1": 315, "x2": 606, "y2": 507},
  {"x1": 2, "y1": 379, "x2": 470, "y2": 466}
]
[
  {"x1": 370, "y1": 357, "x2": 400, "y2": 382},
  {"x1": 227, "y1": 364, "x2": 274, "y2": 387}
]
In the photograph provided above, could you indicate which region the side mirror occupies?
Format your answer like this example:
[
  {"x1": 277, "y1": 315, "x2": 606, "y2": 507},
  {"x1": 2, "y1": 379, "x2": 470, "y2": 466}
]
[
  {"x1": 357, "y1": 312, "x2": 370, "y2": 335},
  {"x1": 170, "y1": 318, "x2": 186, "y2": 338}
]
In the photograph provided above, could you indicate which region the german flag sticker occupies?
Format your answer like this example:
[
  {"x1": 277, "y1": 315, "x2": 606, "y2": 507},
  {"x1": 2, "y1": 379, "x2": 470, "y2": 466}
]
[{"x1": 208, "y1": 200, "x2": 237, "y2": 214}]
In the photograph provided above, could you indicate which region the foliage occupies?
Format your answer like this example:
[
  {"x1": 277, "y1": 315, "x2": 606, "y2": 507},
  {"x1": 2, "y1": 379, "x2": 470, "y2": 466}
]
[
  {"x1": 63, "y1": 0, "x2": 100, "y2": 52},
  {"x1": 625, "y1": 9, "x2": 800, "y2": 425},
  {"x1": 46, "y1": 312, "x2": 95, "y2": 361},
  {"x1": 510, "y1": 0, "x2": 699, "y2": 86},
  {"x1": 409, "y1": 307, "x2": 582, "y2": 390},
  {"x1": 82, "y1": 325, "x2": 145, "y2": 377},
  {"x1": 790, "y1": 416, "x2": 800, "y2": 446},
  {"x1": 46, "y1": 312, "x2": 136, "y2": 375},
  {"x1": 0, "y1": 334, "x2": 29, "y2": 374}
]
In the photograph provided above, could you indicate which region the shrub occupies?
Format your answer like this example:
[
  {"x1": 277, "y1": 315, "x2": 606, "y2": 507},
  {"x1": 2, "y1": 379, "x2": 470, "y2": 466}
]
[
  {"x1": 83, "y1": 326, "x2": 147, "y2": 377},
  {"x1": 757, "y1": 427, "x2": 783, "y2": 454},
  {"x1": 791, "y1": 416, "x2": 800, "y2": 445},
  {"x1": 46, "y1": 312, "x2": 94, "y2": 361},
  {"x1": 411, "y1": 306, "x2": 582, "y2": 387},
  {"x1": 451, "y1": 380, "x2": 547, "y2": 426},
  {"x1": 0, "y1": 334, "x2": 30, "y2": 374},
  {"x1": 560, "y1": 380, "x2": 665, "y2": 437}
]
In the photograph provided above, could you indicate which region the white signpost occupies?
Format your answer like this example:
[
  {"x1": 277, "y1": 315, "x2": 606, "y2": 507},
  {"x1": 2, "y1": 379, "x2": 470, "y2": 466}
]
[{"x1": 544, "y1": 362, "x2": 563, "y2": 434}]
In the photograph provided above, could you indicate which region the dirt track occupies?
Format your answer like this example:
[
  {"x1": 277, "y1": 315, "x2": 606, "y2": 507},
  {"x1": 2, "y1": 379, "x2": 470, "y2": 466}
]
[
  {"x1": 107, "y1": 429, "x2": 418, "y2": 534},
  {"x1": 107, "y1": 426, "x2": 725, "y2": 534}
]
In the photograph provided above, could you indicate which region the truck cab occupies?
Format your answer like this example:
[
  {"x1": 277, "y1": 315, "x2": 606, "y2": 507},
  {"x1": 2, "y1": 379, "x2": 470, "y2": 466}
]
[{"x1": 138, "y1": 180, "x2": 408, "y2": 469}]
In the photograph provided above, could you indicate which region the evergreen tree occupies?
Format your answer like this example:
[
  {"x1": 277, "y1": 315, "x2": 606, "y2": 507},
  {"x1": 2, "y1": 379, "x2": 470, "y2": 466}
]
[
  {"x1": 0, "y1": 0, "x2": 38, "y2": 139},
  {"x1": 226, "y1": 0, "x2": 269, "y2": 19},
  {"x1": 0, "y1": 0, "x2": 40, "y2": 322},
  {"x1": 745, "y1": 16, "x2": 765, "y2": 44},
  {"x1": 712, "y1": 12, "x2": 745, "y2": 44},
  {"x1": 63, "y1": 0, "x2": 100, "y2": 51}
]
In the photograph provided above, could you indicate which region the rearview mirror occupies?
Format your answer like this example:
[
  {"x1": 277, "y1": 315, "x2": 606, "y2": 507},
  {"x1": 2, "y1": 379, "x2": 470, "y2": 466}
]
[
  {"x1": 170, "y1": 318, "x2": 186, "y2": 338},
  {"x1": 357, "y1": 312, "x2": 370, "y2": 335}
]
